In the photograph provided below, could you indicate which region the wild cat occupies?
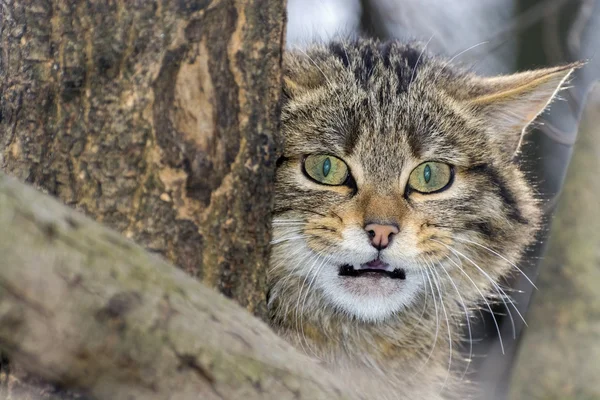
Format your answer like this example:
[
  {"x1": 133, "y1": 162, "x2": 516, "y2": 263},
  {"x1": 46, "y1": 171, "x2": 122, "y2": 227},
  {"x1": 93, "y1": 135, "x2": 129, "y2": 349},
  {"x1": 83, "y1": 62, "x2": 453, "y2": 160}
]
[{"x1": 267, "y1": 38, "x2": 579, "y2": 399}]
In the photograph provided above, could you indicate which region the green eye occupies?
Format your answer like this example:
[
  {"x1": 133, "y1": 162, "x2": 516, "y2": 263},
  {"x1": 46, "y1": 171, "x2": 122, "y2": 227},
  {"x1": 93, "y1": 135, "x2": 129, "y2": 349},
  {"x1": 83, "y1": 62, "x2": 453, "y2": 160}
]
[
  {"x1": 408, "y1": 162, "x2": 453, "y2": 193},
  {"x1": 304, "y1": 154, "x2": 349, "y2": 185}
]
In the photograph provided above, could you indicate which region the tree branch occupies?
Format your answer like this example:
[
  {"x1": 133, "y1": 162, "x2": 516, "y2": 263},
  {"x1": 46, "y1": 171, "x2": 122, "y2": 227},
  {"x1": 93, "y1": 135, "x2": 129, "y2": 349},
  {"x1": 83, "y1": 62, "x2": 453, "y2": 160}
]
[
  {"x1": 509, "y1": 84, "x2": 600, "y2": 399},
  {"x1": 0, "y1": 172, "x2": 360, "y2": 400}
]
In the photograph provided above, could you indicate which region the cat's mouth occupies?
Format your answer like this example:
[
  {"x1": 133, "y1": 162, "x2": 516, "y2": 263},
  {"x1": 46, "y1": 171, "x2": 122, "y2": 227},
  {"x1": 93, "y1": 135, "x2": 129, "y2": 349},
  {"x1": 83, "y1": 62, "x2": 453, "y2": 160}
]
[{"x1": 338, "y1": 259, "x2": 406, "y2": 280}]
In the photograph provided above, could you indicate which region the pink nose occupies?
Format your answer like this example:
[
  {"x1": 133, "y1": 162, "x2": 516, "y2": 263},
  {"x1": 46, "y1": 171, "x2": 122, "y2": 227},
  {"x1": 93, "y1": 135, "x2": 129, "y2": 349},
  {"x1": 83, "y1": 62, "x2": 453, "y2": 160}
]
[{"x1": 364, "y1": 223, "x2": 399, "y2": 250}]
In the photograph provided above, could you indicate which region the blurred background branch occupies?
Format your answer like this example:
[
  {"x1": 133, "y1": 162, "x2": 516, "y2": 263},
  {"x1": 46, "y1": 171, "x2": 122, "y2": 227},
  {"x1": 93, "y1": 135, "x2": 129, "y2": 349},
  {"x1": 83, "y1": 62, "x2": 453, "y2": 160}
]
[
  {"x1": 509, "y1": 82, "x2": 600, "y2": 400},
  {"x1": 287, "y1": 1, "x2": 600, "y2": 398}
]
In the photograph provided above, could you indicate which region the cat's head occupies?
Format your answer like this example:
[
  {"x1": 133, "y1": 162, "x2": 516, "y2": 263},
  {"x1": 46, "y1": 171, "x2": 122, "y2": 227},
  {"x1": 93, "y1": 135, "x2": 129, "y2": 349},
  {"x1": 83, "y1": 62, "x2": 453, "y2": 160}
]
[{"x1": 269, "y1": 39, "x2": 577, "y2": 323}]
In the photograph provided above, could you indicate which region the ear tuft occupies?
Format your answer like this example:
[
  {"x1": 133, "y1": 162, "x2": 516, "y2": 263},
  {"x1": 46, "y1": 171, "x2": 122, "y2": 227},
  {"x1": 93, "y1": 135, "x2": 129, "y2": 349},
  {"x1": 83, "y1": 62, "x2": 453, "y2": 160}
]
[
  {"x1": 282, "y1": 76, "x2": 300, "y2": 101},
  {"x1": 467, "y1": 61, "x2": 584, "y2": 155},
  {"x1": 282, "y1": 52, "x2": 329, "y2": 100}
]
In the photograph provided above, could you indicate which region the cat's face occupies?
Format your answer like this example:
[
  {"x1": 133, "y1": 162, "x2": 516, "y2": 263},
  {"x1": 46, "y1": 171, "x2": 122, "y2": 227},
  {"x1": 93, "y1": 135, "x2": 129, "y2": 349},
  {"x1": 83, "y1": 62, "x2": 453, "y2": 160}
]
[{"x1": 269, "y1": 40, "x2": 574, "y2": 323}]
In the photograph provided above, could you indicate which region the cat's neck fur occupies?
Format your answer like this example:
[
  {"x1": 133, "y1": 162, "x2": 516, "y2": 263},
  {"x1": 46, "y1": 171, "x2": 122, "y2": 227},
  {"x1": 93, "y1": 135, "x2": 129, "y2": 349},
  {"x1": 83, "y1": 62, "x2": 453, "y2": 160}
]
[{"x1": 269, "y1": 264, "x2": 468, "y2": 399}]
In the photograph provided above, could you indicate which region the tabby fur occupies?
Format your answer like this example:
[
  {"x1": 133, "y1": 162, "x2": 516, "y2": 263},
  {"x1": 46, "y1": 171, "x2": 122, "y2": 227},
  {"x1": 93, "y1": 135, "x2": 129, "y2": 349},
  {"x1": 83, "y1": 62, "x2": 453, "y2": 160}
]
[{"x1": 268, "y1": 38, "x2": 578, "y2": 399}]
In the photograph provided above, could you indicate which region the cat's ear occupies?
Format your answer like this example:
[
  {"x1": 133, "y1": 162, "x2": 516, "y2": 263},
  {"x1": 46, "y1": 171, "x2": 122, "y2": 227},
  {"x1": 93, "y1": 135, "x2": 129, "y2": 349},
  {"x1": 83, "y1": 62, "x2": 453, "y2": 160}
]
[
  {"x1": 282, "y1": 71, "x2": 326, "y2": 100},
  {"x1": 464, "y1": 62, "x2": 582, "y2": 155},
  {"x1": 282, "y1": 75, "x2": 304, "y2": 100},
  {"x1": 282, "y1": 53, "x2": 329, "y2": 100}
]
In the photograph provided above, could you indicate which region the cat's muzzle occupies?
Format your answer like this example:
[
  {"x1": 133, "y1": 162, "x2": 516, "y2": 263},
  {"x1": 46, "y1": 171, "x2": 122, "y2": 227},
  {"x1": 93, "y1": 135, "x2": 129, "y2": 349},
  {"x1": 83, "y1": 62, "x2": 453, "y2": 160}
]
[{"x1": 339, "y1": 260, "x2": 406, "y2": 280}]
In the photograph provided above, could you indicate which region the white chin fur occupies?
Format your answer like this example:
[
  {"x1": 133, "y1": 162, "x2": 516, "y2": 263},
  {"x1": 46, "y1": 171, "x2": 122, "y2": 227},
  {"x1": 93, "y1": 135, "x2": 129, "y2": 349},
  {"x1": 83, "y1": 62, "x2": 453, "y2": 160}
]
[{"x1": 316, "y1": 263, "x2": 424, "y2": 322}]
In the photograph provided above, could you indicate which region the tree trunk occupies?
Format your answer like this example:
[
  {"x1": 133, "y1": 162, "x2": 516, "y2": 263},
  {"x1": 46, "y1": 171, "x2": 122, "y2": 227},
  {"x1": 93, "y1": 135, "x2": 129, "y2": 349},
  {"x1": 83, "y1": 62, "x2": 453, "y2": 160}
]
[
  {"x1": 0, "y1": 0, "x2": 285, "y2": 396},
  {"x1": 0, "y1": 0, "x2": 285, "y2": 316}
]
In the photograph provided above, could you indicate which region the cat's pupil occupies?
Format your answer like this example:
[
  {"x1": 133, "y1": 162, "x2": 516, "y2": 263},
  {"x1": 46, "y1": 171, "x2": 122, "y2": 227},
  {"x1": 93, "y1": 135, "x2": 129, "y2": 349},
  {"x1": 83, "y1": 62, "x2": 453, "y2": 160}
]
[
  {"x1": 323, "y1": 157, "x2": 331, "y2": 177},
  {"x1": 424, "y1": 164, "x2": 431, "y2": 183}
]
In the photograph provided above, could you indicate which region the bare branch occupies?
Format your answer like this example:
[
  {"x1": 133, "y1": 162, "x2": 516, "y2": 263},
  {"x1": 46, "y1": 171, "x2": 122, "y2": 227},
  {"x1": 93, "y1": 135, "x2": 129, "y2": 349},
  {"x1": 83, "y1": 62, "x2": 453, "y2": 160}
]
[{"x1": 0, "y1": 172, "x2": 360, "y2": 400}]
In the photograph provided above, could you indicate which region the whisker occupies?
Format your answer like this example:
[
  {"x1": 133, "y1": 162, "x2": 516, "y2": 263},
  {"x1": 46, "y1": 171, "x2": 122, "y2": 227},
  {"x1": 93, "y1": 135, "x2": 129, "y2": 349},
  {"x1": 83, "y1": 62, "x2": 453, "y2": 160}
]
[
  {"x1": 431, "y1": 41, "x2": 490, "y2": 88},
  {"x1": 299, "y1": 255, "x2": 331, "y2": 359},
  {"x1": 294, "y1": 253, "x2": 322, "y2": 356},
  {"x1": 412, "y1": 261, "x2": 440, "y2": 379},
  {"x1": 290, "y1": 242, "x2": 336, "y2": 357},
  {"x1": 441, "y1": 242, "x2": 526, "y2": 337},
  {"x1": 275, "y1": 251, "x2": 317, "y2": 305},
  {"x1": 292, "y1": 45, "x2": 345, "y2": 107},
  {"x1": 293, "y1": 46, "x2": 334, "y2": 87},
  {"x1": 404, "y1": 269, "x2": 430, "y2": 337},
  {"x1": 434, "y1": 256, "x2": 473, "y2": 381},
  {"x1": 446, "y1": 41, "x2": 490, "y2": 65},
  {"x1": 268, "y1": 244, "x2": 312, "y2": 275},
  {"x1": 407, "y1": 34, "x2": 434, "y2": 120},
  {"x1": 455, "y1": 237, "x2": 538, "y2": 290},
  {"x1": 408, "y1": 34, "x2": 434, "y2": 92},
  {"x1": 426, "y1": 262, "x2": 453, "y2": 392},
  {"x1": 431, "y1": 239, "x2": 505, "y2": 354},
  {"x1": 271, "y1": 235, "x2": 307, "y2": 245}
]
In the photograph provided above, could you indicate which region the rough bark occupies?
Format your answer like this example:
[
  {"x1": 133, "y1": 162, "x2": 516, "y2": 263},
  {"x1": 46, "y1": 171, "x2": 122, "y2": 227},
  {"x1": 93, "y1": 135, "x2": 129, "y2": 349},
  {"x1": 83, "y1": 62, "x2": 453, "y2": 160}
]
[
  {"x1": 0, "y1": 171, "x2": 361, "y2": 400},
  {"x1": 0, "y1": 0, "x2": 285, "y2": 316}
]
